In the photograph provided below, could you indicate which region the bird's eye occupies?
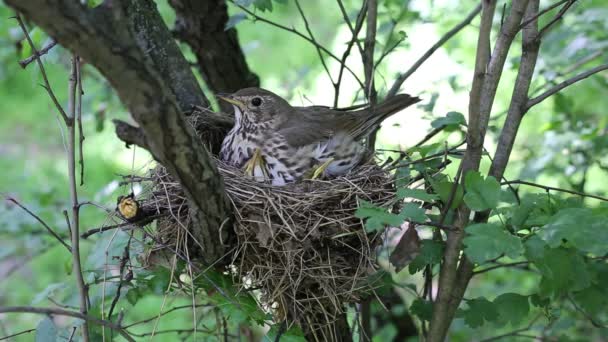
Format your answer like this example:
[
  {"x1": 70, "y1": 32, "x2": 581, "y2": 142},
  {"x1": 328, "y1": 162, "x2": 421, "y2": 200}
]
[{"x1": 251, "y1": 97, "x2": 262, "y2": 107}]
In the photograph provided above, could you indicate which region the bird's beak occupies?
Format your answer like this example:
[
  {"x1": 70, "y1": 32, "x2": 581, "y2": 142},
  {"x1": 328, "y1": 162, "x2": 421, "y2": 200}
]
[{"x1": 217, "y1": 95, "x2": 245, "y2": 109}]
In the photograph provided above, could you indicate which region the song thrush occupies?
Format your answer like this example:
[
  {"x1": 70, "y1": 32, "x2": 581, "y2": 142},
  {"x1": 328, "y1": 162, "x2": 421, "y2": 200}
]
[{"x1": 218, "y1": 88, "x2": 420, "y2": 186}]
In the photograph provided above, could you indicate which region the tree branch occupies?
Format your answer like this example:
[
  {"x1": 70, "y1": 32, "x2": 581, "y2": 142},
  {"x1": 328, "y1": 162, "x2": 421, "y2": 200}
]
[
  {"x1": 169, "y1": 0, "x2": 259, "y2": 95},
  {"x1": 427, "y1": 2, "x2": 497, "y2": 340},
  {"x1": 112, "y1": 120, "x2": 149, "y2": 151},
  {"x1": 387, "y1": 3, "x2": 482, "y2": 98},
  {"x1": 6, "y1": 0, "x2": 232, "y2": 264},
  {"x1": 442, "y1": 2, "x2": 541, "y2": 337},
  {"x1": 4, "y1": 196, "x2": 71, "y2": 252},
  {"x1": 14, "y1": 16, "x2": 70, "y2": 124},
  {"x1": 0, "y1": 306, "x2": 134, "y2": 342},
  {"x1": 502, "y1": 180, "x2": 608, "y2": 202},
  {"x1": 67, "y1": 55, "x2": 90, "y2": 342},
  {"x1": 490, "y1": 0, "x2": 541, "y2": 180},
  {"x1": 526, "y1": 64, "x2": 608, "y2": 109},
  {"x1": 18, "y1": 39, "x2": 57, "y2": 69}
]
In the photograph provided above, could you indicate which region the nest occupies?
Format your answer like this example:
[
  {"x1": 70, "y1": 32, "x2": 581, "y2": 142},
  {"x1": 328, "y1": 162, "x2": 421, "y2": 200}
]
[{"x1": 127, "y1": 109, "x2": 398, "y2": 338}]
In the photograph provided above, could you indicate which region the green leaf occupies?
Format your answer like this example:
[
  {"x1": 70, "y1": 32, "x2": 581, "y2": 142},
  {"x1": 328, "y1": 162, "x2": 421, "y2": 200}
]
[
  {"x1": 572, "y1": 285, "x2": 608, "y2": 317},
  {"x1": 397, "y1": 188, "x2": 439, "y2": 202},
  {"x1": 408, "y1": 143, "x2": 443, "y2": 158},
  {"x1": 254, "y1": 0, "x2": 273, "y2": 11},
  {"x1": 526, "y1": 241, "x2": 592, "y2": 298},
  {"x1": 409, "y1": 240, "x2": 445, "y2": 274},
  {"x1": 538, "y1": 208, "x2": 608, "y2": 255},
  {"x1": 494, "y1": 293, "x2": 530, "y2": 325},
  {"x1": 431, "y1": 111, "x2": 466, "y2": 130},
  {"x1": 463, "y1": 223, "x2": 523, "y2": 264},
  {"x1": 36, "y1": 317, "x2": 57, "y2": 342},
  {"x1": 399, "y1": 203, "x2": 427, "y2": 222},
  {"x1": 433, "y1": 180, "x2": 464, "y2": 209},
  {"x1": 461, "y1": 297, "x2": 498, "y2": 328},
  {"x1": 410, "y1": 298, "x2": 433, "y2": 321},
  {"x1": 355, "y1": 200, "x2": 403, "y2": 232},
  {"x1": 125, "y1": 287, "x2": 141, "y2": 305},
  {"x1": 463, "y1": 171, "x2": 501, "y2": 211}
]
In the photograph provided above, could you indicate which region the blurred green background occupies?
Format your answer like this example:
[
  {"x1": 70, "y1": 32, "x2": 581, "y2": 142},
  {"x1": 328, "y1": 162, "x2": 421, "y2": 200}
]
[{"x1": 0, "y1": 0, "x2": 607, "y2": 341}]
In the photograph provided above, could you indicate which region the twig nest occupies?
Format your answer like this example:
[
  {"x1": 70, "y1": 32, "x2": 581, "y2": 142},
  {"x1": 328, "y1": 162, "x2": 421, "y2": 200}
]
[{"x1": 132, "y1": 109, "x2": 398, "y2": 333}]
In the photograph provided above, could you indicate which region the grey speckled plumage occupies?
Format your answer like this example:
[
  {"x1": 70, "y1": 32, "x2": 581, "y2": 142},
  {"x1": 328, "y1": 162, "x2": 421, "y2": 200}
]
[{"x1": 219, "y1": 87, "x2": 420, "y2": 186}]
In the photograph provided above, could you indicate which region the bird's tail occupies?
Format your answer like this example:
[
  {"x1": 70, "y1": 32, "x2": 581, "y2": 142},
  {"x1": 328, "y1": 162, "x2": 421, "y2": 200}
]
[{"x1": 349, "y1": 93, "x2": 421, "y2": 140}]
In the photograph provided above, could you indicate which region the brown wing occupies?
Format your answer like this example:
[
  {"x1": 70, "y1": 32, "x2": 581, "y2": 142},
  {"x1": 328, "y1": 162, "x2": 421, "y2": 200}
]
[{"x1": 278, "y1": 93, "x2": 421, "y2": 148}]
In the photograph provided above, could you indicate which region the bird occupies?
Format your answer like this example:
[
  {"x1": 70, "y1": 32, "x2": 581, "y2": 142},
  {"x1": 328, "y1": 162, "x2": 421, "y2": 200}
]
[{"x1": 218, "y1": 87, "x2": 420, "y2": 186}]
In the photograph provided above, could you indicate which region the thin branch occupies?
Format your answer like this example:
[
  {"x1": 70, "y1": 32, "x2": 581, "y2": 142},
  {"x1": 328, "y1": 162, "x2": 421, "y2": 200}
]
[
  {"x1": 13, "y1": 15, "x2": 70, "y2": 124},
  {"x1": 0, "y1": 307, "x2": 134, "y2": 342},
  {"x1": 4, "y1": 196, "x2": 71, "y2": 252},
  {"x1": 502, "y1": 180, "x2": 608, "y2": 202},
  {"x1": 334, "y1": 0, "x2": 367, "y2": 107},
  {"x1": 363, "y1": 0, "x2": 378, "y2": 103},
  {"x1": 538, "y1": 0, "x2": 578, "y2": 38},
  {"x1": 107, "y1": 232, "x2": 133, "y2": 320},
  {"x1": 18, "y1": 39, "x2": 56, "y2": 68},
  {"x1": 519, "y1": 0, "x2": 569, "y2": 29},
  {"x1": 473, "y1": 261, "x2": 531, "y2": 275},
  {"x1": 80, "y1": 216, "x2": 159, "y2": 239},
  {"x1": 233, "y1": 1, "x2": 365, "y2": 89},
  {"x1": 294, "y1": 0, "x2": 333, "y2": 84},
  {"x1": 387, "y1": 4, "x2": 482, "y2": 97},
  {"x1": 123, "y1": 304, "x2": 211, "y2": 328},
  {"x1": 0, "y1": 328, "x2": 36, "y2": 341},
  {"x1": 67, "y1": 56, "x2": 90, "y2": 342},
  {"x1": 479, "y1": 314, "x2": 542, "y2": 342},
  {"x1": 568, "y1": 295, "x2": 607, "y2": 328},
  {"x1": 526, "y1": 64, "x2": 608, "y2": 109},
  {"x1": 76, "y1": 56, "x2": 85, "y2": 186}
]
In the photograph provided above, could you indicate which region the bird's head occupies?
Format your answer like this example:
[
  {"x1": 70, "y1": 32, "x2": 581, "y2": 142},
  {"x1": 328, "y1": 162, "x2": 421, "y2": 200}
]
[{"x1": 217, "y1": 87, "x2": 292, "y2": 125}]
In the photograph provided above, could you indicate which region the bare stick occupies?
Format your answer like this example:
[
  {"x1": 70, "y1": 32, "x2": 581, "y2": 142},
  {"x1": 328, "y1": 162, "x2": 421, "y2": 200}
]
[
  {"x1": 67, "y1": 56, "x2": 90, "y2": 341},
  {"x1": 526, "y1": 64, "x2": 608, "y2": 109},
  {"x1": 503, "y1": 180, "x2": 608, "y2": 202},
  {"x1": 387, "y1": 4, "x2": 481, "y2": 97},
  {"x1": 294, "y1": 0, "x2": 334, "y2": 84},
  {"x1": 0, "y1": 306, "x2": 134, "y2": 342},
  {"x1": 76, "y1": 57, "x2": 85, "y2": 185},
  {"x1": 13, "y1": 15, "x2": 70, "y2": 124},
  {"x1": 0, "y1": 328, "x2": 36, "y2": 341},
  {"x1": 4, "y1": 196, "x2": 71, "y2": 252},
  {"x1": 18, "y1": 39, "x2": 56, "y2": 68}
]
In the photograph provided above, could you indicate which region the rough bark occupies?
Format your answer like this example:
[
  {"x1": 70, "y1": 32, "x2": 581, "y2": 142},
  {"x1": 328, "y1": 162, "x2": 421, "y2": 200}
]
[
  {"x1": 6, "y1": 0, "x2": 232, "y2": 263},
  {"x1": 169, "y1": 0, "x2": 260, "y2": 95}
]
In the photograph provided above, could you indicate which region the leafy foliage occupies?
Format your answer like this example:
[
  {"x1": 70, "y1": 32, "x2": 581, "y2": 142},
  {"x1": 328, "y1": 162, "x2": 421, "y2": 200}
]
[
  {"x1": 463, "y1": 171, "x2": 501, "y2": 211},
  {"x1": 463, "y1": 223, "x2": 523, "y2": 264},
  {"x1": 408, "y1": 239, "x2": 444, "y2": 274}
]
